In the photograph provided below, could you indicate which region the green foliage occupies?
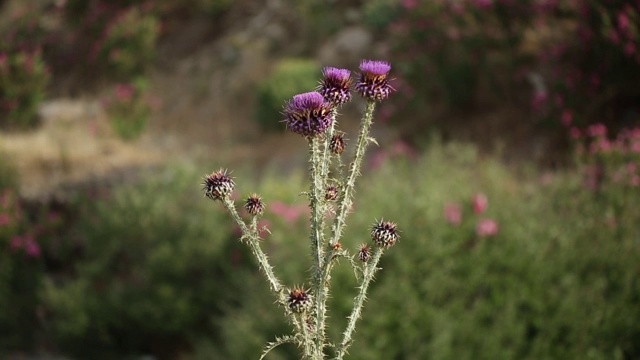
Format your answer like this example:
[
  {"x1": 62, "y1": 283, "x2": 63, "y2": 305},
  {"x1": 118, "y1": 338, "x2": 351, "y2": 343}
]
[
  {"x1": 0, "y1": 51, "x2": 50, "y2": 129},
  {"x1": 41, "y1": 164, "x2": 254, "y2": 358},
  {"x1": 3, "y1": 139, "x2": 639, "y2": 358},
  {"x1": 96, "y1": 7, "x2": 160, "y2": 79},
  {"x1": 0, "y1": 185, "x2": 44, "y2": 350},
  {"x1": 255, "y1": 59, "x2": 319, "y2": 132},
  {"x1": 103, "y1": 77, "x2": 152, "y2": 140}
]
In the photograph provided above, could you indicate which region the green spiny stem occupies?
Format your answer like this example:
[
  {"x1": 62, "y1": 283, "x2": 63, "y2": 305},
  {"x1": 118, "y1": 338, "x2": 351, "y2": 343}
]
[
  {"x1": 309, "y1": 137, "x2": 325, "y2": 276},
  {"x1": 320, "y1": 108, "x2": 339, "y2": 182},
  {"x1": 300, "y1": 313, "x2": 315, "y2": 359},
  {"x1": 315, "y1": 101, "x2": 377, "y2": 358},
  {"x1": 312, "y1": 109, "x2": 338, "y2": 359},
  {"x1": 330, "y1": 101, "x2": 376, "y2": 247},
  {"x1": 334, "y1": 248, "x2": 384, "y2": 360},
  {"x1": 309, "y1": 136, "x2": 327, "y2": 359},
  {"x1": 223, "y1": 198, "x2": 282, "y2": 293},
  {"x1": 221, "y1": 198, "x2": 308, "y2": 344}
]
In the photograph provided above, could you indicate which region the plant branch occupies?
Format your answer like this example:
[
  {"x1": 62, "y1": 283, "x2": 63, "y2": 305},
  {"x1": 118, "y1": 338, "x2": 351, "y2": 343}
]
[{"x1": 335, "y1": 247, "x2": 384, "y2": 360}]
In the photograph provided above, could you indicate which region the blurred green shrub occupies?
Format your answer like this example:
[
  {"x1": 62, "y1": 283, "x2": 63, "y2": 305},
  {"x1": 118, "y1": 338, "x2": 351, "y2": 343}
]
[
  {"x1": 0, "y1": 50, "x2": 50, "y2": 129},
  {"x1": 0, "y1": 181, "x2": 44, "y2": 350},
  {"x1": 255, "y1": 58, "x2": 319, "y2": 132},
  {"x1": 92, "y1": 6, "x2": 160, "y2": 79},
  {"x1": 41, "y1": 165, "x2": 254, "y2": 358},
  {"x1": 103, "y1": 77, "x2": 153, "y2": 140}
]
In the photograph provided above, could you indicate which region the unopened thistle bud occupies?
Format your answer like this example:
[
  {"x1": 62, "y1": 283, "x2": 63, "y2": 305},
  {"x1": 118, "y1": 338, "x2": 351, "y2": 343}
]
[
  {"x1": 325, "y1": 186, "x2": 339, "y2": 201},
  {"x1": 370, "y1": 220, "x2": 399, "y2": 249},
  {"x1": 288, "y1": 287, "x2": 313, "y2": 314},
  {"x1": 330, "y1": 133, "x2": 346, "y2": 155},
  {"x1": 202, "y1": 169, "x2": 235, "y2": 201},
  {"x1": 244, "y1": 194, "x2": 265, "y2": 216},
  {"x1": 332, "y1": 242, "x2": 343, "y2": 252},
  {"x1": 357, "y1": 243, "x2": 371, "y2": 262},
  {"x1": 318, "y1": 67, "x2": 352, "y2": 105},
  {"x1": 283, "y1": 92, "x2": 334, "y2": 138},
  {"x1": 356, "y1": 60, "x2": 393, "y2": 102}
]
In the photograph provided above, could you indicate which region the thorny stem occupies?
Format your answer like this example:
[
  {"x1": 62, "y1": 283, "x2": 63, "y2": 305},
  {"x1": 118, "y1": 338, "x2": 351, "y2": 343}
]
[
  {"x1": 223, "y1": 198, "x2": 282, "y2": 293},
  {"x1": 334, "y1": 248, "x2": 384, "y2": 360},
  {"x1": 312, "y1": 108, "x2": 338, "y2": 358},
  {"x1": 300, "y1": 313, "x2": 314, "y2": 360},
  {"x1": 331, "y1": 101, "x2": 376, "y2": 248},
  {"x1": 221, "y1": 198, "x2": 312, "y2": 351},
  {"x1": 315, "y1": 101, "x2": 377, "y2": 358},
  {"x1": 309, "y1": 137, "x2": 325, "y2": 279},
  {"x1": 309, "y1": 136, "x2": 327, "y2": 359}
]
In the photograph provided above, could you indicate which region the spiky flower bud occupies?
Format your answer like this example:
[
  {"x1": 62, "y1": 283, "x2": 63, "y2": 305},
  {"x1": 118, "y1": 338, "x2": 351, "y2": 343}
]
[
  {"x1": 283, "y1": 92, "x2": 334, "y2": 138},
  {"x1": 331, "y1": 242, "x2": 343, "y2": 260},
  {"x1": 356, "y1": 60, "x2": 393, "y2": 102},
  {"x1": 325, "y1": 186, "x2": 339, "y2": 201},
  {"x1": 332, "y1": 242, "x2": 343, "y2": 252},
  {"x1": 318, "y1": 67, "x2": 352, "y2": 105},
  {"x1": 202, "y1": 169, "x2": 235, "y2": 201},
  {"x1": 288, "y1": 287, "x2": 313, "y2": 314},
  {"x1": 357, "y1": 243, "x2": 371, "y2": 262},
  {"x1": 330, "y1": 133, "x2": 346, "y2": 155},
  {"x1": 244, "y1": 194, "x2": 265, "y2": 216},
  {"x1": 370, "y1": 220, "x2": 399, "y2": 248}
]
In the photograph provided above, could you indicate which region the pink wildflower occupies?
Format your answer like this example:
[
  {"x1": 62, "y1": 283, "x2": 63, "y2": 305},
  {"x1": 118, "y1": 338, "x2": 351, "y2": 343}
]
[
  {"x1": 402, "y1": 0, "x2": 419, "y2": 10},
  {"x1": 569, "y1": 127, "x2": 582, "y2": 140},
  {"x1": 115, "y1": 84, "x2": 135, "y2": 103},
  {"x1": 269, "y1": 201, "x2": 309, "y2": 224},
  {"x1": 472, "y1": 193, "x2": 488, "y2": 215},
  {"x1": 624, "y1": 42, "x2": 636, "y2": 57},
  {"x1": 10, "y1": 236, "x2": 23, "y2": 251},
  {"x1": 586, "y1": 123, "x2": 607, "y2": 138},
  {"x1": 444, "y1": 203, "x2": 462, "y2": 226},
  {"x1": 24, "y1": 235, "x2": 41, "y2": 258},
  {"x1": 561, "y1": 110, "x2": 573, "y2": 127},
  {"x1": 618, "y1": 12, "x2": 630, "y2": 32},
  {"x1": 0, "y1": 213, "x2": 10, "y2": 227},
  {"x1": 476, "y1": 219, "x2": 499, "y2": 237},
  {"x1": 472, "y1": 0, "x2": 492, "y2": 9}
]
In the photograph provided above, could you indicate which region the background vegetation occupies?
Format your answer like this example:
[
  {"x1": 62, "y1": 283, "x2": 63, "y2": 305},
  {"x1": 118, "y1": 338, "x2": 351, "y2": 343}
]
[{"x1": 1, "y1": 0, "x2": 639, "y2": 359}]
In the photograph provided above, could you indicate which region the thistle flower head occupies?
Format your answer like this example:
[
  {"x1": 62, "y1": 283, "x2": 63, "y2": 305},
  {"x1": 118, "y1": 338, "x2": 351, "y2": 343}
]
[
  {"x1": 288, "y1": 287, "x2": 313, "y2": 313},
  {"x1": 202, "y1": 169, "x2": 235, "y2": 201},
  {"x1": 358, "y1": 243, "x2": 371, "y2": 262},
  {"x1": 245, "y1": 194, "x2": 265, "y2": 216},
  {"x1": 330, "y1": 133, "x2": 347, "y2": 155},
  {"x1": 283, "y1": 92, "x2": 334, "y2": 138},
  {"x1": 356, "y1": 60, "x2": 393, "y2": 102},
  {"x1": 319, "y1": 67, "x2": 352, "y2": 105},
  {"x1": 371, "y1": 219, "x2": 399, "y2": 248},
  {"x1": 325, "y1": 185, "x2": 339, "y2": 201}
]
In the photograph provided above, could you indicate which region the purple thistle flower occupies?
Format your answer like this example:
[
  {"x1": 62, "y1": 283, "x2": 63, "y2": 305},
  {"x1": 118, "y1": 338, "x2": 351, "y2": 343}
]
[
  {"x1": 356, "y1": 60, "x2": 394, "y2": 102},
  {"x1": 283, "y1": 92, "x2": 334, "y2": 137},
  {"x1": 318, "y1": 67, "x2": 352, "y2": 105}
]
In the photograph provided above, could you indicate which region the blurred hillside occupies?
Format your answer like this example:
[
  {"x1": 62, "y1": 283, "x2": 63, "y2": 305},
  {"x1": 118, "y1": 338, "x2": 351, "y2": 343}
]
[{"x1": 1, "y1": 0, "x2": 639, "y2": 199}]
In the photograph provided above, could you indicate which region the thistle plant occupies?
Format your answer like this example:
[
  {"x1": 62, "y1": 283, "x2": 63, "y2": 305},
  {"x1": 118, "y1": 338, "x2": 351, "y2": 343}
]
[{"x1": 202, "y1": 60, "x2": 400, "y2": 359}]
